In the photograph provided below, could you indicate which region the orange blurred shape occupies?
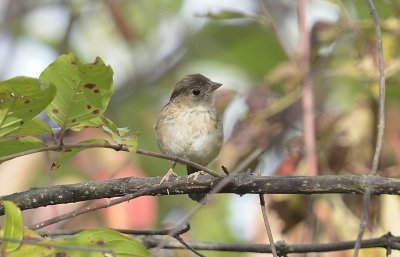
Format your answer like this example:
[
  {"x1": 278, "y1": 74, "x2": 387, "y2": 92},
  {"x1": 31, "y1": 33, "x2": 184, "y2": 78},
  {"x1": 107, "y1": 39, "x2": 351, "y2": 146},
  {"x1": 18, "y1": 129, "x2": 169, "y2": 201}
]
[{"x1": 72, "y1": 128, "x2": 158, "y2": 229}]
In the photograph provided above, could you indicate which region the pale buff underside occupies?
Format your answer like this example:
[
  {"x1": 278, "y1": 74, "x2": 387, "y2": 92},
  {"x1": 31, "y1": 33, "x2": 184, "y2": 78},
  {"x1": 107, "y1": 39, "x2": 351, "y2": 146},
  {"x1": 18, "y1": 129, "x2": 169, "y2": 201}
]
[{"x1": 156, "y1": 102, "x2": 223, "y2": 166}]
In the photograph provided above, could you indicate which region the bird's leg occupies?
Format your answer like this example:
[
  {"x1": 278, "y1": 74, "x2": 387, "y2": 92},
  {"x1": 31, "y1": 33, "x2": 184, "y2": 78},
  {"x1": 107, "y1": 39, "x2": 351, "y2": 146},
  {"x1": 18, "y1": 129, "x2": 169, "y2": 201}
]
[
  {"x1": 187, "y1": 170, "x2": 207, "y2": 181},
  {"x1": 159, "y1": 162, "x2": 178, "y2": 184}
]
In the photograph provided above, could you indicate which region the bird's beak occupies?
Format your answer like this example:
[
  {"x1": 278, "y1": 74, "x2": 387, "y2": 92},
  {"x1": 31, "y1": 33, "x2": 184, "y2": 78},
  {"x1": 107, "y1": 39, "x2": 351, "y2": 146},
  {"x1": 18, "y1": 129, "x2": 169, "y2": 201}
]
[{"x1": 210, "y1": 82, "x2": 222, "y2": 91}]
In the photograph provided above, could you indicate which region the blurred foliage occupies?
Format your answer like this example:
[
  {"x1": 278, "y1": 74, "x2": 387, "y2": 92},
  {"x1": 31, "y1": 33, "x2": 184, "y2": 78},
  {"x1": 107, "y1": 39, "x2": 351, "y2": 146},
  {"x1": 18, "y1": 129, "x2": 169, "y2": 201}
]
[
  {"x1": 0, "y1": 0, "x2": 400, "y2": 257},
  {"x1": 0, "y1": 201, "x2": 150, "y2": 257}
]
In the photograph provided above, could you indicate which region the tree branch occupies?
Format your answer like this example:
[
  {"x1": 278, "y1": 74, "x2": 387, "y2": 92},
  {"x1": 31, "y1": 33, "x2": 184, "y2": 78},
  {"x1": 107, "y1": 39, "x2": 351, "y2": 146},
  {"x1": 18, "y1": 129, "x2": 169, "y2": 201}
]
[{"x1": 1, "y1": 174, "x2": 400, "y2": 215}]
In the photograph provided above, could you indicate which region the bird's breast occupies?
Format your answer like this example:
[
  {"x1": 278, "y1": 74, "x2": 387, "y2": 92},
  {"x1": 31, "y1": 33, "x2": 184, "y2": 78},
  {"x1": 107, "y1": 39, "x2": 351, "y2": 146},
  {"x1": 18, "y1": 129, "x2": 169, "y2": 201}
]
[{"x1": 156, "y1": 104, "x2": 223, "y2": 165}]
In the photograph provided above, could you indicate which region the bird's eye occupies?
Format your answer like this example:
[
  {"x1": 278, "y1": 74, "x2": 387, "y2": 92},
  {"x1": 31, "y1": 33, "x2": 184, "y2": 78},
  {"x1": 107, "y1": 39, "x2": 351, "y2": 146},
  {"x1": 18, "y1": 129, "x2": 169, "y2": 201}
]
[{"x1": 192, "y1": 89, "x2": 201, "y2": 96}]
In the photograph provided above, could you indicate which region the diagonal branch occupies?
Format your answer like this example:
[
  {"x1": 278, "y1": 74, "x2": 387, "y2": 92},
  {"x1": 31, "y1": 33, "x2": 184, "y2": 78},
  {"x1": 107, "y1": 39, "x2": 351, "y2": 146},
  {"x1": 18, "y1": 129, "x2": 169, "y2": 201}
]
[
  {"x1": 259, "y1": 194, "x2": 277, "y2": 257},
  {"x1": 174, "y1": 235, "x2": 205, "y2": 257}
]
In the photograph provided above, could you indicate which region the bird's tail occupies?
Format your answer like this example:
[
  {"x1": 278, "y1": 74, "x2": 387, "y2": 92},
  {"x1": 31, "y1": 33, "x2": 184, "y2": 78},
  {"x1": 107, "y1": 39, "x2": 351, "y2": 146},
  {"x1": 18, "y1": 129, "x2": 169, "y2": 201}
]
[{"x1": 187, "y1": 165, "x2": 207, "y2": 204}]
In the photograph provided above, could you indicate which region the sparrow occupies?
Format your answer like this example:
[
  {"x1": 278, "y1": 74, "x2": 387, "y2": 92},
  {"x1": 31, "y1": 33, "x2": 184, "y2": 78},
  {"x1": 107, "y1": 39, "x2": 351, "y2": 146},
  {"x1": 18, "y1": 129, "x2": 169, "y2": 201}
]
[{"x1": 155, "y1": 73, "x2": 224, "y2": 203}]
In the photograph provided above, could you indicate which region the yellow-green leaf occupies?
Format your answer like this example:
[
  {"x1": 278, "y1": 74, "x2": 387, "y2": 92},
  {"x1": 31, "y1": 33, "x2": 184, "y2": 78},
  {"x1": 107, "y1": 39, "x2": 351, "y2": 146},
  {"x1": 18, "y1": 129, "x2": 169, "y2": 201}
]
[
  {"x1": 101, "y1": 116, "x2": 137, "y2": 152},
  {"x1": 2, "y1": 201, "x2": 24, "y2": 252},
  {"x1": 5, "y1": 230, "x2": 53, "y2": 257},
  {"x1": 40, "y1": 53, "x2": 114, "y2": 129},
  {"x1": 6, "y1": 118, "x2": 52, "y2": 138},
  {"x1": 0, "y1": 77, "x2": 56, "y2": 138},
  {"x1": 0, "y1": 137, "x2": 45, "y2": 160},
  {"x1": 55, "y1": 229, "x2": 150, "y2": 257},
  {"x1": 71, "y1": 115, "x2": 137, "y2": 152},
  {"x1": 51, "y1": 139, "x2": 109, "y2": 170}
]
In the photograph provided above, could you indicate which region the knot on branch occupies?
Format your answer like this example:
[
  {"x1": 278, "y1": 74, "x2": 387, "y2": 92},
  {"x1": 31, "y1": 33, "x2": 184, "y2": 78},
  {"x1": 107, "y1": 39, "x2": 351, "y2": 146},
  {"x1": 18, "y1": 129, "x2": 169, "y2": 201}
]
[
  {"x1": 275, "y1": 240, "x2": 290, "y2": 257},
  {"x1": 382, "y1": 232, "x2": 393, "y2": 255}
]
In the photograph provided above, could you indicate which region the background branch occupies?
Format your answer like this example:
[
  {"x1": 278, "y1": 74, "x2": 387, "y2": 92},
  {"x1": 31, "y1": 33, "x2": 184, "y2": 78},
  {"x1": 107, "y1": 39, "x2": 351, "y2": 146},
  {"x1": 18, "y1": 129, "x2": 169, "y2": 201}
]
[
  {"x1": 40, "y1": 225, "x2": 191, "y2": 237},
  {"x1": 353, "y1": 0, "x2": 386, "y2": 256},
  {"x1": 141, "y1": 233, "x2": 399, "y2": 254},
  {"x1": 298, "y1": 0, "x2": 318, "y2": 177}
]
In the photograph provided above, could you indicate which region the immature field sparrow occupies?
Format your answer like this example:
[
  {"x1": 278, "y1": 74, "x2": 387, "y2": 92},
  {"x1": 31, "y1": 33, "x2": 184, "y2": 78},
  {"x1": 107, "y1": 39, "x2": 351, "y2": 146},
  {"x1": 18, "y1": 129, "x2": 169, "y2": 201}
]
[{"x1": 155, "y1": 73, "x2": 224, "y2": 203}]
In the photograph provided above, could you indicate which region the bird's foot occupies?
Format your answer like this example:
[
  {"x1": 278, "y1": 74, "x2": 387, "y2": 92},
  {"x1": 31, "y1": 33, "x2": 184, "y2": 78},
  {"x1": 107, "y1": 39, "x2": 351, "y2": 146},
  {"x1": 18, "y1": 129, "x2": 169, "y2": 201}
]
[
  {"x1": 187, "y1": 170, "x2": 207, "y2": 181},
  {"x1": 159, "y1": 168, "x2": 178, "y2": 184}
]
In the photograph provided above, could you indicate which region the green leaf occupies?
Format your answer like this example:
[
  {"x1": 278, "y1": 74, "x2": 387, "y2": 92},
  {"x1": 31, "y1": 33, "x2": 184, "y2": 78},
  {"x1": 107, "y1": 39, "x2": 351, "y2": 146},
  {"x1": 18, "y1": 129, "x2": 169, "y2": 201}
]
[
  {"x1": 2, "y1": 201, "x2": 24, "y2": 252},
  {"x1": 0, "y1": 76, "x2": 56, "y2": 138},
  {"x1": 3, "y1": 227, "x2": 149, "y2": 257},
  {"x1": 5, "y1": 229, "x2": 53, "y2": 257},
  {"x1": 69, "y1": 116, "x2": 103, "y2": 131},
  {"x1": 0, "y1": 137, "x2": 45, "y2": 159},
  {"x1": 55, "y1": 229, "x2": 150, "y2": 257},
  {"x1": 6, "y1": 118, "x2": 52, "y2": 138},
  {"x1": 51, "y1": 139, "x2": 109, "y2": 170},
  {"x1": 71, "y1": 115, "x2": 138, "y2": 152},
  {"x1": 100, "y1": 116, "x2": 137, "y2": 152},
  {"x1": 40, "y1": 53, "x2": 114, "y2": 129},
  {"x1": 104, "y1": 127, "x2": 137, "y2": 152}
]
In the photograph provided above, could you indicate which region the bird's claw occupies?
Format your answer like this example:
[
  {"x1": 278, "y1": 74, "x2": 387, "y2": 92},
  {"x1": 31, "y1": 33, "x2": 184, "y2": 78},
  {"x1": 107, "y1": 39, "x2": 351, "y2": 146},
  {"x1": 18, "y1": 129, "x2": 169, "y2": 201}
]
[
  {"x1": 187, "y1": 170, "x2": 206, "y2": 181},
  {"x1": 159, "y1": 168, "x2": 178, "y2": 184}
]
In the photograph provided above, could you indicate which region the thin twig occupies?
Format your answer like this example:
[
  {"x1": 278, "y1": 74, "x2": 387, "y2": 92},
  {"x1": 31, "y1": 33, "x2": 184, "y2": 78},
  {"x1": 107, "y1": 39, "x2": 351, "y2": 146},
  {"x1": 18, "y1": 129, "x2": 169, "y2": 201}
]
[
  {"x1": 353, "y1": 0, "x2": 386, "y2": 256},
  {"x1": 367, "y1": 0, "x2": 385, "y2": 177},
  {"x1": 174, "y1": 235, "x2": 205, "y2": 257},
  {"x1": 259, "y1": 194, "x2": 277, "y2": 257},
  {"x1": 221, "y1": 165, "x2": 230, "y2": 175},
  {"x1": 142, "y1": 232, "x2": 400, "y2": 254},
  {"x1": 40, "y1": 224, "x2": 190, "y2": 237},
  {"x1": 353, "y1": 189, "x2": 372, "y2": 257},
  {"x1": 0, "y1": 144, "x2": 222, "y2": 178},
  {"x1": 137, "y1": 148, "x2": 222, "y2": 178},
  {"x1": 298, "y1": 0, "x2": 317, "y2": 177}
]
